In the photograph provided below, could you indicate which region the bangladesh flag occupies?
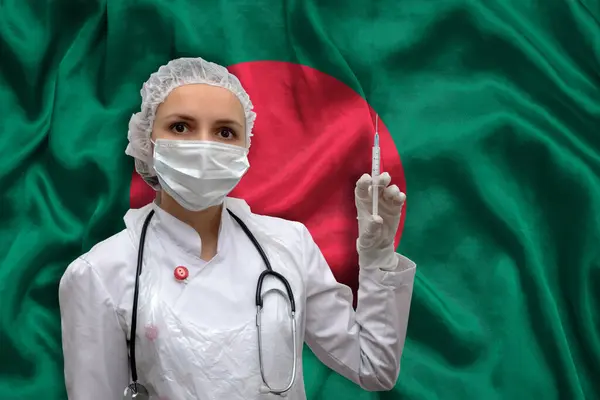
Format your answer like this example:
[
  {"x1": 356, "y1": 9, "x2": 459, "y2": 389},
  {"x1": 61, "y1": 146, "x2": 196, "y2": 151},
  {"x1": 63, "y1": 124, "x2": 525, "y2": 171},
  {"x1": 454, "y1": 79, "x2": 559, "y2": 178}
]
[{"x1": 1, "y1": 1, "x2": 599, "y2": 399}]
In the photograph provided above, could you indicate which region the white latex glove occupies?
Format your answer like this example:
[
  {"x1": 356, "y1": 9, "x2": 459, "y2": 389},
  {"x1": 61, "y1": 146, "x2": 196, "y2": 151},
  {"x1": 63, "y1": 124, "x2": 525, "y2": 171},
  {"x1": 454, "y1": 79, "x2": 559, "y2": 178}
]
[{"x1": 355, "y1": 172, "x2": 406, "y2": 270}]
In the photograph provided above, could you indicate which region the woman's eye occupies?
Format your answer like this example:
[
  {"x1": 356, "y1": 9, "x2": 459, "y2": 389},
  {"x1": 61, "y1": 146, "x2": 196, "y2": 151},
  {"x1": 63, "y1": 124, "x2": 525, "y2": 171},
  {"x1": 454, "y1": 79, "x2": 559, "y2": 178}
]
[
  {"x1": 170, "y1": 122, "x2": 189, "y2": 134},
  {"x1": 218, "y1": 127, "x2": 235, "y2": 139}
]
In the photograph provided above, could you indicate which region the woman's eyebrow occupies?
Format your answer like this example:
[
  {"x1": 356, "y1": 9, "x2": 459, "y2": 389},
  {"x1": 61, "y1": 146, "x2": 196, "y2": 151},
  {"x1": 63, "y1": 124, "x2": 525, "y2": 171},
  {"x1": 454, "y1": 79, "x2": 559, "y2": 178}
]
[
  {"x1": 162, "y1": 113, "x2": 196, "y2": 122},
  {"x1": 214, "y1": 119, "x2": 244, "y2": 129}
]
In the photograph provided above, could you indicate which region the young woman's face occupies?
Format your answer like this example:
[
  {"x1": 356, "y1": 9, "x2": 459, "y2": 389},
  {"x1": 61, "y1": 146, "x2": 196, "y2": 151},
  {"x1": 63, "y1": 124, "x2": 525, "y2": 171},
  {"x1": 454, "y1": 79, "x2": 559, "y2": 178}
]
[{"x1": 152, "y1": 84, "x2": 246, "y2": 147}]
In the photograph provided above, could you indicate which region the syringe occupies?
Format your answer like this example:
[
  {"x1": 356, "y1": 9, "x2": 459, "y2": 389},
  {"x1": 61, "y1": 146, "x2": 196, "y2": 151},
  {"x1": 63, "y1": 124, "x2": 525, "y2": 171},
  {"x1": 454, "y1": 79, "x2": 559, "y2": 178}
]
[{"x1": 372, "y1": 114, "x2": 380, "y2": 217}]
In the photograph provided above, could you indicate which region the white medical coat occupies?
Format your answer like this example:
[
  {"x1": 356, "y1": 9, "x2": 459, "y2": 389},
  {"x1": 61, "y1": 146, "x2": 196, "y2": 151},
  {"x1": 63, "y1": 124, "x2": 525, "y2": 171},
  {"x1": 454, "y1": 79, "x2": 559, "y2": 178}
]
[{"x1": 59, "y1": 197, "x2": 416, "y2": 399}]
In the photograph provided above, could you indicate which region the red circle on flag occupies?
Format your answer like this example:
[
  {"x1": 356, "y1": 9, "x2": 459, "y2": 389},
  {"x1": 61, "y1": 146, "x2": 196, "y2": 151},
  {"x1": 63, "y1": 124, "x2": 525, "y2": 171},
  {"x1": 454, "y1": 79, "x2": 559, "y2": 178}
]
[{"x1": 130, "y1": 61, "x2": 406, "y2": 292}]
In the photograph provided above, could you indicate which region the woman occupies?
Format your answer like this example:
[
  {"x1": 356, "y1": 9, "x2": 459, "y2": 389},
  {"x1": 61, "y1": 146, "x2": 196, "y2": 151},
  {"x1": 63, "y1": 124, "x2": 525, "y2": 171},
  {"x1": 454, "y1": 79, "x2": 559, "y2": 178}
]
[{"x1": 59, "y1": 57, "x2": 416, "y2": 400}]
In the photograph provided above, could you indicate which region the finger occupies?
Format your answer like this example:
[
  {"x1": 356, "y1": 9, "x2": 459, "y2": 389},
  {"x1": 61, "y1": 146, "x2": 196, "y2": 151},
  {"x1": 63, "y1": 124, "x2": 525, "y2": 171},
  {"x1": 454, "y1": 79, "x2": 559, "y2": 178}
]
[
  {"x1": 368, "y1": 181, "x2": 388, "y2": 198},
  {"x1": 355, "y1": 173, "x2": 372, "y2": 199},
  {"x1": 374, "y1": 172, "x2": 391, "y2": 188},
  {"x1": 366, "y1": 214, "x2": 384, "y2": 232},
  {"x1": 382, "y1": 184, "x2": 406, "y2": 206}
]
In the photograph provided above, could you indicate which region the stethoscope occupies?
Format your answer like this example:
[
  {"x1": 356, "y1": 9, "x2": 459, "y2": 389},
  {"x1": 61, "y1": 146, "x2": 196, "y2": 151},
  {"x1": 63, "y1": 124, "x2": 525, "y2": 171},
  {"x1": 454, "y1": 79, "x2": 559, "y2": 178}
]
[{"x1": 123, "y1": 209, "x2": 297, "y2": 399}]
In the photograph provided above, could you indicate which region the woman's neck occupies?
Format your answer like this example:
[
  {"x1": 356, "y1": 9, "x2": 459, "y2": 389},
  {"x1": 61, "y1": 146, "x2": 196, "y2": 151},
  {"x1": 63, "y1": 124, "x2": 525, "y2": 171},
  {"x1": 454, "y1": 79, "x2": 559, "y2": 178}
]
[{"x1": 157, "y1": 192, "x2": 223, "y2": 246}]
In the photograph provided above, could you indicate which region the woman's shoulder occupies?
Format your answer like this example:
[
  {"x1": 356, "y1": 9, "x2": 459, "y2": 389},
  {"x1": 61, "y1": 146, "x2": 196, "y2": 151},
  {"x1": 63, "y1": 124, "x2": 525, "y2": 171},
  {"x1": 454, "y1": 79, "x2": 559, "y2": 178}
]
[
  {"x1": 61, "y1": 204, "x2": 153, "y2": 286},
  {"x1": 227, "y1": 197, "x2": 307, "y2": 239},
  {"x1": 60, "y1": 228, "x2": 137, "y2": 301},
  {"x1": 248, "y1": 211, "x2": 308, "y2": 240}
]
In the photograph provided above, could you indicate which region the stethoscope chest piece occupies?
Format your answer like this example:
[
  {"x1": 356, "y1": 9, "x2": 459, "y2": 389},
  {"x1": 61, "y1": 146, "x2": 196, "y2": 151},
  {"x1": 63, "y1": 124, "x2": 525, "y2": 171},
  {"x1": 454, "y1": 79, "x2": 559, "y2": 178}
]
[{"x1": 123, "y1": 382, "x2": 150, "y2": 400}]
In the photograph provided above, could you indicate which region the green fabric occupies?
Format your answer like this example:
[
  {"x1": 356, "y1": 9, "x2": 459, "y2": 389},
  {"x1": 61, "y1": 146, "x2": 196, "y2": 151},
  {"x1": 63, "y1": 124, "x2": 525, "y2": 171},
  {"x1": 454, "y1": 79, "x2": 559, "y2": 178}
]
[{"x1": 1, "y1": 1, "x2": 599, "y2": 399}]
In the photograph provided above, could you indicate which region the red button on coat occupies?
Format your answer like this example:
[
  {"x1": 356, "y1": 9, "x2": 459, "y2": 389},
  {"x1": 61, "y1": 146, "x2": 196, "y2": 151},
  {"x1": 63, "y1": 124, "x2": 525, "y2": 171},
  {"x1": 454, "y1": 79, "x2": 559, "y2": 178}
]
[{"x1": 174, "y1": 266, "x2": 189, "y2": 281}]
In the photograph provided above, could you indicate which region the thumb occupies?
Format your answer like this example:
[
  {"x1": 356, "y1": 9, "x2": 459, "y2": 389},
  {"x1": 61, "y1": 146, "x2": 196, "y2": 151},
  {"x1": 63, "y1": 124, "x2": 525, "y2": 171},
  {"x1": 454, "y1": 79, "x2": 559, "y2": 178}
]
[{"x1": 358, "y1": 215, "x2": 383, "y2": 249}]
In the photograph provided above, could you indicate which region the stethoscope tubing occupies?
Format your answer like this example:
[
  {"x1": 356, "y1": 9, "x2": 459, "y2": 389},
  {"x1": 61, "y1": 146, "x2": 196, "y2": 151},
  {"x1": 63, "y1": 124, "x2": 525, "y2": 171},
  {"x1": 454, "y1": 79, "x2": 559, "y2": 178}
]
[{"x1": 126, "y1": 208, "x2": 297, "y2": 396}]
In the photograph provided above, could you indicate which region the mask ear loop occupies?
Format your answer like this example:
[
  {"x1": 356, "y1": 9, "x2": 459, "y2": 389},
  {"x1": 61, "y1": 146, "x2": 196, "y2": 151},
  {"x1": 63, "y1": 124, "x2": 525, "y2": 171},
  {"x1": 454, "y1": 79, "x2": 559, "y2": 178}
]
[
  {"x1": 245, "y1": 116, "x2": 253, "y2": 149},
  {"x1": 148, "y1": 138, "x2": 159, "y2": 191}
]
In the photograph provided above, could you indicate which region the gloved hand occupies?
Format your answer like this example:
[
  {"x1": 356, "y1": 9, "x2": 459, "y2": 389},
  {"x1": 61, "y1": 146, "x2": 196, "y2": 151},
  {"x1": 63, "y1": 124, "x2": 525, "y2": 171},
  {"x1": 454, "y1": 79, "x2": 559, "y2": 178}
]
[{"x1": 355, "y1": 172, "x2": 406, "y2": 270}]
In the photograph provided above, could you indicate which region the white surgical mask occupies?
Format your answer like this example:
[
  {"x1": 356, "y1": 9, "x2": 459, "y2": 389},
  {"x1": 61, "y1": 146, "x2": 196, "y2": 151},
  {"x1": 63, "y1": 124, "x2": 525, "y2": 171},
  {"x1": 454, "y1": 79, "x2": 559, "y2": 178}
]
[{"x1": 152, "y1": 139, "x2": 250, "y2": 211}]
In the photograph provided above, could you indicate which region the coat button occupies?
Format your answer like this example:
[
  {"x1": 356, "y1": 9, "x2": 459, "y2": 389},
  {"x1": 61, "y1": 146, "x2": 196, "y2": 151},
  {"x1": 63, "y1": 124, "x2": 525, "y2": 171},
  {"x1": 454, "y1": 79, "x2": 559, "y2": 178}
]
[{"x1": 174, "y1": 266, "x2": 189, "y2": 281}]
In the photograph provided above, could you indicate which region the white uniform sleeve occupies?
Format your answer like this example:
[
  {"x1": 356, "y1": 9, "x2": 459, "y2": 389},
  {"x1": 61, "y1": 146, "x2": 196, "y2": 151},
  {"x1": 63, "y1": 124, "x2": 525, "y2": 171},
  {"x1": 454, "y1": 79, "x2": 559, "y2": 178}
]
[
  {"x1": 58, "y1": 257, "x2": 129, "y2": 399},
  {"x1": 301, "y1": 225, "x2": 416, "y2": 391}
]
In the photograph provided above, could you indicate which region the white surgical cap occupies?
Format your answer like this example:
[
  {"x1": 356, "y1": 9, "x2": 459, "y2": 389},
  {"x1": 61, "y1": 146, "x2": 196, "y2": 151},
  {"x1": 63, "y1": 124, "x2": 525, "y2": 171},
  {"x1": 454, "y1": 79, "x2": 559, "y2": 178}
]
[{"x1": 125, "y1": 57, "x2": 256, "y2": 190}]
